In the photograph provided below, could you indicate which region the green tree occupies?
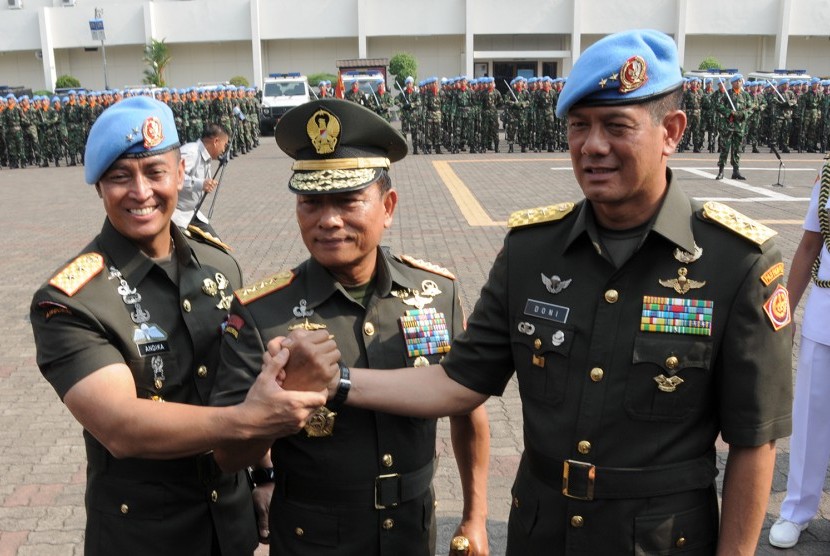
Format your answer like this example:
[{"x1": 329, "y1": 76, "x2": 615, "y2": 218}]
[
  {"x1": 698, "y1": 57, "x2": 722, "y2": 71},
  {"x1": 55, "y1": 74, "x2": 81, "y2": 89},
  {"x1": 143, "y1": 38, "x2": 171, "y2": 87},
  {"x1": 389, "y1": 52, "x2": 417, "y2": 90},
  {"x1": 229, "y1": 75, "x2": 249, "y2": 87}
]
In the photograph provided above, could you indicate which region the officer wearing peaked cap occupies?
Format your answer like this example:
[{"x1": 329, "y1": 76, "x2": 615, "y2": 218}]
[
  {"x1": 277, "y1": 30, "x2": 793, "y2": 555},
  {"x1": 30, "y1": 96, "x2": 335, "y2": 556},
  {"x1": 210, "y1": 98, "x2": 491, "y2": 556}
]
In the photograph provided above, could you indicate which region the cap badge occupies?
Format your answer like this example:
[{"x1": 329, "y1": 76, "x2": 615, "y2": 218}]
[
  {"x1": 306, "y1": 109, "x2": 341, "y2": 155},
  {"x1": 619, "y1": 55, "x2": 648, "y2": 94},
  {"x1": 142, "y1": 116, "x2": 164, "y2": 149}
]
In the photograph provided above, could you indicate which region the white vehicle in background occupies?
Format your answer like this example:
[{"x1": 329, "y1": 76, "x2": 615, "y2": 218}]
[
  {"x1": 260, "y1": 72, "x2": 311, "y2": 133},
  {"x1": 341, "y1": 70, "x2": 385, "y2": 101}
]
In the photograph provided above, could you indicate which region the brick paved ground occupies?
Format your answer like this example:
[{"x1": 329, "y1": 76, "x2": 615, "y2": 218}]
[{"x1": 1, "y1": 137, "x2": 828, "y2": 555}]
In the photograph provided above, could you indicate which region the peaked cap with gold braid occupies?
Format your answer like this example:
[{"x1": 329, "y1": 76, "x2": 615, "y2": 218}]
[{"x1": 275, "y1": 99, "x2": 408, "y2": 194}]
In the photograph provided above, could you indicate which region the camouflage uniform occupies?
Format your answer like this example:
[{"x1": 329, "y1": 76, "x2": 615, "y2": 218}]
[
  {"x1": 422, "y1": 81, "x2": 442, "y2": 154},
  {"x1": 479, "y1": 81, "x2": 502, "y2": 152},
  {"x1": 716, "y1": 81, "x2": 754, "y2": 179},
  {"x1": 397, "y1": 82, "x2": 420, "y2": 154},
  {"x1": 0, "y1": 99, "x2": 7, "y2": 168},
  {"x1": 19, "y1": 99, "x2": 40, "y2": 167},
  {"x1": 770, "y1": 85, "x2": 797, "y2": 153},
  {"x1": 681, "y1": 82, "x2": 704, "y2": 152},
  {"x1": 64, "y1": 96, "x2": 85, "y2": 165},
  {"x1": 453, "y1": 82, "x2": 473, "y2": 153},
  {"x1": 3, "y1": 98, "x2": 26, "y2": 168},
  {"x1": 802, "y1": 83, "x2": 823, "y2": 152},
  {"x1": 37, "y1": 100, "x2": 61, "y2": 167}
]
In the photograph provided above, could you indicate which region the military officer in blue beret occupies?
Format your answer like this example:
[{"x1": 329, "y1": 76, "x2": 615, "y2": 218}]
[
  {"x1": 211, "y1": 98, "x2": 491, "y2": 555},
  {"x1": 277, "y1": 29, "x2": 793, "y2": 554},
  {"x1": 29, "y1": 96, "x2": 337, "y2": 556}
]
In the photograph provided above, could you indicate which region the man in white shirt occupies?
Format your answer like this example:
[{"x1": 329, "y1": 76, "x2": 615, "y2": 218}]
[{"x1": 173, "y1": 122, "x2": 230, "y2": 238}]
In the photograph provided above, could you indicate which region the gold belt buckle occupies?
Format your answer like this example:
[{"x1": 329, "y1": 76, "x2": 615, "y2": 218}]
[
  {"x1": 374, "y1": 473, "x2": 401, "y2": 509},
  {"x1": 562, "y1": 459, "x2": 596, "y2": 501}
]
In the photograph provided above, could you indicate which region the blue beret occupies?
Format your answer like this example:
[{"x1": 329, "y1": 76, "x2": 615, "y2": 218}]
[
  {"x1": 68, "y1": 90, "x2": 76, "y2": 95},
  {"x1": 84, "y1": 96, "x2": 180, "y2": 185},
  {"x1": 51, "y1": 96, "x2": 59, "y2": 103},
  {"x1": 61, "y1": 96, "x2": 69, "y2": 103},
  {"x1": 556, "y1": 29, "x2": 682, "y2": 118},
  {"x1": 729, "y1": 73, "x2": 743, "y2": 83}
]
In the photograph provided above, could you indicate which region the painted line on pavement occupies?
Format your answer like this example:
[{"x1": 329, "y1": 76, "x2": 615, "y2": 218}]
[{"x1": 432, "y1": 161, "x2": 506, "y2": 227}]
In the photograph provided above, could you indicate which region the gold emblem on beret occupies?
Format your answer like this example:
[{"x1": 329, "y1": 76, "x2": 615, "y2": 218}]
[
  {"x1": 619, "y1": 55, "x2": 648, "y2": 94},
  {"x1": 142, "y1": 116, "x2": 164, "y2": 149},
  {"x1": 304, "y1": 406, "x2": 336, "y2": 437},
  {"x1": 306, "y1": 109, "x2": 341, "y2": 155}
]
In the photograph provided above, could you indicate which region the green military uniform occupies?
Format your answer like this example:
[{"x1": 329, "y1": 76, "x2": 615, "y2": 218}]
[
  {"x1": 682, "y1": 85, "x2": 704, "y2": 152},
  {"x1": 441, "y1": 172, "x2": 792, "y2": 554},
  {"x1": 3, "y1": 100, "x2": 25, "y2": 168},
  {"x1": 30, "y1": 221, "x2": 257, "y2": 556},
  {"x1": 213, "y1": 249, "x2": 463, "y2": 556},
  {"x1": 716, "y1": 84, "x2": 753, "y2": 179}
]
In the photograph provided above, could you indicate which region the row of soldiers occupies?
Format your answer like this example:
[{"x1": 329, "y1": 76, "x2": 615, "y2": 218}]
[
  {"x1": 339, "y1": 75, "x2": 571, "y2": 155},
  {"x1": 681, "y1": 75, "x2": 830, "y2": 156},
  {"x1": 0, "y1": 85, "x2": 261, "y2": 170}
]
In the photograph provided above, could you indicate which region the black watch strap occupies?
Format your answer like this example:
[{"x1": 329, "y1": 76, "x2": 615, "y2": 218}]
[
  {"x1": 249, "y1": 467, "x2": 275, "y2": 487},
  {"x1": 330, "y1": 362, "x2": 351, "y2": 409}
]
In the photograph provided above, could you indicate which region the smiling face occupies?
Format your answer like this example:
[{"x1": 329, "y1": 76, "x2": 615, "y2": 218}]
[
  {"x1": 95, "y1": 149, "x2": 184, "y2": 258},
  {"x1": 566, "y1": 99, "x2": 685, "y2": 229},
  {"x1": 296, "y1": 181, "x2": 397, "y2": 286}
]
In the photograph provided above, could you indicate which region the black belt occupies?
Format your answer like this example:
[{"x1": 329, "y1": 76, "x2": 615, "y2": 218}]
[
  {"x1": 276, "y1": 459, "x2": 435, "y2": 509},
  {"x1": 525, "y1": 446, "x2": 716, "y2": 501}
]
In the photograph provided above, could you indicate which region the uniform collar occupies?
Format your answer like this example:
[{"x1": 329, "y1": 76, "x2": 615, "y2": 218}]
[
  {"x1": 197, "y1": 139, "x2": 212, "y2": 163},
  {"x1": 301, "y1": 247, "x2": 420, "y2": 309},
  {"x1": 564, "y1": 169, "x2": 697, "y2": 255},
  {"x1": 99, "y1": 219, "x2": 196, "y2": 284}
]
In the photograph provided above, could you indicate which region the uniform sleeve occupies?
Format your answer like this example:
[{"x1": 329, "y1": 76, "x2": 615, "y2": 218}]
[
  {"x1": 30, "y1": 289, "x2": 125, "y2": 401},
  {"x1": 210, "y1": 298, "x2": 266, "y2": 407},
  {"x1": 804, "y1": 180, "x2": 821, "y2": 233},
  {"x1": 442, "y1": 237, "x2": 515, "y2": 396},
  {"x1": 717, "y1": 245, "x2": 793, "y2": 446}
]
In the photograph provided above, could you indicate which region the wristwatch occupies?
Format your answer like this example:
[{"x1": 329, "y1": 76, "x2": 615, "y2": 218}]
[
  {"x1": 330, "y1": 362, "x2": 351, "y2": 409},
  {"x1": 248, "y1": 467, "x2": 275, "y2": 487}
]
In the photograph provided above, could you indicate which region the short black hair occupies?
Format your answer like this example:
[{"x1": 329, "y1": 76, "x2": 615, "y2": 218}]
[
  {"x1": 645, "y1": 88, "x2": 683, "y2": 124},
  {"x1": 202, "y1": 122, "x2": 229, "y2": 140}
]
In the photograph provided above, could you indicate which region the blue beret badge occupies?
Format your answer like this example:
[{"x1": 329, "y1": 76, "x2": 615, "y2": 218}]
[{"x1": 142, "y1": 116, "x2": 164, "y2": 150}]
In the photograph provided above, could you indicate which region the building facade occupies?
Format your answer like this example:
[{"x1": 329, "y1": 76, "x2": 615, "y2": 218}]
[{"x1": 1, "y1": 0, "x2": 829, "y2": 92}]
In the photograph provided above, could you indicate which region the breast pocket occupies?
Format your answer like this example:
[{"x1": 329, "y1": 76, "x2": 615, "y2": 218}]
[
  {"x1": 511, "y1": 316, "x2": 574, "y2": 406},
  {"x1": 625, "y1": 333, "x2": 713, "y2": 422}
]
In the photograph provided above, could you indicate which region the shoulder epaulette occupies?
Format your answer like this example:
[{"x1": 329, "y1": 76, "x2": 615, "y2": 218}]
[
  {"x1": 508, "y1": 202, "x2": 575, "y2": 228},
  {"x1": 49, "y1": 252, "x2": 104, "y2": 296},
  {"x1": 185, "y1": 225, "x2": 232, "y2": 252},
  {"x1": 234, "y1": 270, "x2": 295, "y2": 305},
  {"x1": 398, "y1": 255, "x2": 456, "y2": 280},
  {"x1": 701, "y1": 201, "x2": 777, "y2": 246}
]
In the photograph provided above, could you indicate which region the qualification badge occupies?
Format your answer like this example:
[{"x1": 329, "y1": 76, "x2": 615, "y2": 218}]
[
  {"x1": 304, "y1": 406, "x2": 336, "y2": 437},
  {"x1": 658, "y1": 267, "x2": 706, "y2": 295}
]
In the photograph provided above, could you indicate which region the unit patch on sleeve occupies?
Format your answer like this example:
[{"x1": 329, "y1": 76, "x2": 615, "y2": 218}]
[
  {"x1": 763, "y1": 284, "x2": 791, "y2": 331},
  {"x1": 760, "y1": 262, "x2": 785, "y2": 286}
]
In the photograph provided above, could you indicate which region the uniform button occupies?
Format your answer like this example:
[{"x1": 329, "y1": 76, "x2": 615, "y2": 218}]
[
  {"x1": 676, "y1": 537, "x2": 686, "y2": 548},
  {"x1": 210, "y1": 490, "x2": 218, "y2": 502},
  {"x1": 570, "y1": 515, "x2": 584, "y2": 528},
  {"x1": 382, "y1": 518, "x2": 394, "y2": 530},
  {"x1": 197, "y1": 365, "x2": 208, "y2": 378},
  {"x1": 665, "y1": 356, "x2": 679, "y2": 370},
  {"x1": 604, "y1": 289, "x2": 619, "y2": 303},
  {"x1": 363, "y1": 322, "x2": 375, "y2": 336},
  {"x1": 120, "y1": 503, "x2": 129, "y2": 515},
  {"x1": 182, "y1": 299, "x2": 192, "y2": 312},
  {"x1": 382, "y1": 453, "x2": 394, "y2": 467},
  {"x1": 533, "y1": 338, "x2": 542, "y2": 349},
  {"x1": 295, "y1": 527, "x2": 304, "y2": 537},
  {"x1": 577, "y1": 440, "x2": 591, "y2": 455},
  {"x1": 590, "y1": 367, "x2": 604, "y2": 382}
]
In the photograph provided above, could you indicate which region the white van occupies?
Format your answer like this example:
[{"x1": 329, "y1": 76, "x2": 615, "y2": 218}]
[{"x1": 260, "y1": 72, "x2": 311, "y2": 133}]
